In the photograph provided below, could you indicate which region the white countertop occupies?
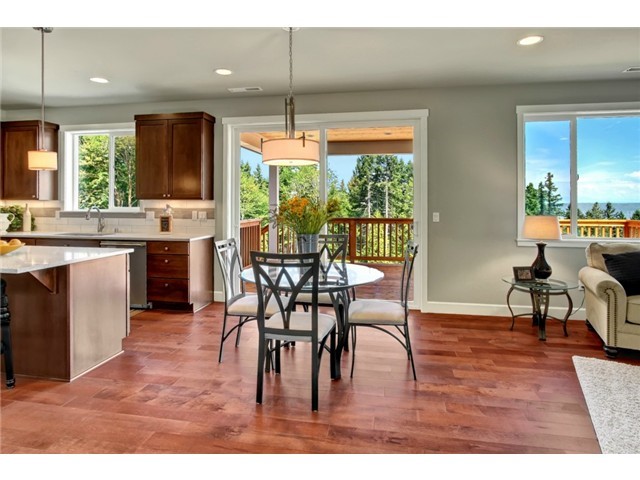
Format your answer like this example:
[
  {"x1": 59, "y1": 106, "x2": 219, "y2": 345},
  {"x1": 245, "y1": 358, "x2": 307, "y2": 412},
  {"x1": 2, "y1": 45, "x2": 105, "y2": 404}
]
[
  {"x1": 0, "y1": 246, "x2": 134, "y2": 274},
  {"x1": 4, "y1": 231, "x2": 214, "y2": 242}
]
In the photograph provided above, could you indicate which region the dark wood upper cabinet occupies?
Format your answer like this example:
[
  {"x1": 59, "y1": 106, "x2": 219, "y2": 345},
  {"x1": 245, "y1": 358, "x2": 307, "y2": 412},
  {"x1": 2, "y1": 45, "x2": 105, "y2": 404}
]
[
  {"x1": 1, "y1": 120, "x2": 59, "y2": 200},
  {"x1": 135, "y1": 112, "x2": 215, "y2": 200}
]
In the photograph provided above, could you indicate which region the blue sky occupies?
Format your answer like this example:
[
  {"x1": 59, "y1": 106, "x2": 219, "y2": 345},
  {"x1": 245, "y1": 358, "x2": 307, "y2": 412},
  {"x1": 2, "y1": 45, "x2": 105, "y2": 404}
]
[
  {"x1": 525, "y1": 116, "x2": 640, "y2": 204},
  {"x1": 241, "y1": 148, "x2": 413, "y2": 185}
]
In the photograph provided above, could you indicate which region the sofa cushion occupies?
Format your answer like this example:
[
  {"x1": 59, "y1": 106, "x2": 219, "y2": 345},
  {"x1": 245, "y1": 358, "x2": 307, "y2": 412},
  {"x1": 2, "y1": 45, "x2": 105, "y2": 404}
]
[
  {"x1": 628, "y1": 296, "x2": 640, "y2": 325},
  {"x1": 603, "y1": 250, "x2": 640, "y2": 297},
  {"x1": 586, "y1": 242, "x2": 640, "y2": 272}
]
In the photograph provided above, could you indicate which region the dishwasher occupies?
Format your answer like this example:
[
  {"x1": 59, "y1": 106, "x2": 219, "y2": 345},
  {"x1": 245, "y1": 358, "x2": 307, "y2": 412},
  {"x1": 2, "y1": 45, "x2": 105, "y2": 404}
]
[{"x1": 99, "y1": 240, "x2": 151, "y2": 309}]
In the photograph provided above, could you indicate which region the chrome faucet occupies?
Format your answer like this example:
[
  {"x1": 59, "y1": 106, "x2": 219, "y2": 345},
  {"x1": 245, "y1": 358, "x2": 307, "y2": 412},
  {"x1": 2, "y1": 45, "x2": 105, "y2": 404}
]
[{"x1": 86, "y1": 206, "x2": 106, "y2": 233}]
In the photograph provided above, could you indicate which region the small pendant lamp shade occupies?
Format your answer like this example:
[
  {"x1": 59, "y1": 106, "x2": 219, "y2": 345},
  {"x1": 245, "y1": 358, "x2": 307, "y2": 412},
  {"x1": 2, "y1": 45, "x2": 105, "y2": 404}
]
[
  {"x1": 28, "y1": 149, "x2": 58, "y2": 170},
  {"x1": 261, "y1": 136, "x2": 320, "y2": 166},
  {"x1": 27, "y1": 27, "x2": 57, "y2": 171}
]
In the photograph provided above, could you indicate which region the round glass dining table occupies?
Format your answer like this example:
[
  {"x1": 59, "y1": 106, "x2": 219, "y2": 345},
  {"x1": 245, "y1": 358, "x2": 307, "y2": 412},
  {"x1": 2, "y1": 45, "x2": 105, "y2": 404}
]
[{"x1": 241, "y1": 262, "x2": 384, "y2": 378}]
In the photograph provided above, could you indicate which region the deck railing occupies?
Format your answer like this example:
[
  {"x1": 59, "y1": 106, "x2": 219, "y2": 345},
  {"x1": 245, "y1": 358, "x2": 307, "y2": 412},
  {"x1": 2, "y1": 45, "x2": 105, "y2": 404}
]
[
  {"x1": 244, "y1": 217, "x2": 414, "y2": 263},
  {"x1": 558, "y1": 219, "x2": 640, "y2": 238}
]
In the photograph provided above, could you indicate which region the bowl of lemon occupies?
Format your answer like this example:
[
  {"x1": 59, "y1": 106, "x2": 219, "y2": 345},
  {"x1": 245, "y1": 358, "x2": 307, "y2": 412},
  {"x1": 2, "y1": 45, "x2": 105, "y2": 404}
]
[{"x1": 0, "y1": 238, "x2": 25, "y2": 255}]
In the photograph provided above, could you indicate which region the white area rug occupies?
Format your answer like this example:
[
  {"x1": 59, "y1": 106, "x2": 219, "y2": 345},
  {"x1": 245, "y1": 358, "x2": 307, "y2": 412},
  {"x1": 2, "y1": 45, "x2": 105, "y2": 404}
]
[{"x1": 573, "y1": 356, "x2": 640, "y2": 454}]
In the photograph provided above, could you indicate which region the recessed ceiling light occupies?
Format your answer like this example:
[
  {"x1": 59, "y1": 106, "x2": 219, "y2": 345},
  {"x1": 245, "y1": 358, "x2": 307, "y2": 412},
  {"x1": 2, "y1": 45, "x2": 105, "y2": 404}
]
[
  {"x1": 215, "y1": 68, "x2": 233, "y2": 76},
  {"x1": 90, "y1": 77, "x2": 109, "y2": 84},
  {"x1": 517, "y1": 35, "x2": 544, "y2": 46}
]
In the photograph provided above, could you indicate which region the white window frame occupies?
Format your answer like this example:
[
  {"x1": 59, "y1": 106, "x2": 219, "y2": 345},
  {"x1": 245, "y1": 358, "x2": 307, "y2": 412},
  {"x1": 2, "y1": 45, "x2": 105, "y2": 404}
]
[
  {"x1": 517, "y1": 102, "x2": 640, "y2": 247},
  {"x1": 61, "y1": 123, "x2": 140, "y2": 212},
  {"x1": 222, "y1": 109, "x2": 428, "y2": 311}
]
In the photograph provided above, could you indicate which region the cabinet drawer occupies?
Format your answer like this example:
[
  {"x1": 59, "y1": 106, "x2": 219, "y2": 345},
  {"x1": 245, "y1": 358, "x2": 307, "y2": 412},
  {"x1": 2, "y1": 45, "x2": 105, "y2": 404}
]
[
  {"x1": 147, "y1": 254, "x2": 189, "y2": 278},
  {"x1": 147, "y1": 241, "x2": 189, "y2": 255},
  {"x1": 147, "y1": 278, "x2": 189, "y2": 303}
]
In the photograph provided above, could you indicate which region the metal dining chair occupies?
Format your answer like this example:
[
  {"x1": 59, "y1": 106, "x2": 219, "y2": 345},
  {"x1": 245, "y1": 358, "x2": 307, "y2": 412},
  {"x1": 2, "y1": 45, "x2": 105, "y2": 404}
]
[
  {"x1": 214, "y1": 238, "x2": 285, "y2": 363},
  {"x1": 346, "y1": 241, "x2": 419, "y2": 380},
  {"x1": 296, "y1": 233, "x2": 349, "y2": 309},
  {"x1": 251, "y1": 250, "x2": 337, "y2": 411}
]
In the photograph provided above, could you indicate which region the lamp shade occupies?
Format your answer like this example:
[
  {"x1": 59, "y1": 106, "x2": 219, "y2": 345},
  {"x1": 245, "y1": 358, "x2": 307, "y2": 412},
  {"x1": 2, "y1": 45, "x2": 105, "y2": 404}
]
[
  {"x1": 28, "y1": 149, "x2": 58, "y2": 170},
  {"x1": 522, "y1": 215, "x2": 561, "y2": 240},
  {"x1": 261, "y1": 137, "x2": 319, "y2": 166}
]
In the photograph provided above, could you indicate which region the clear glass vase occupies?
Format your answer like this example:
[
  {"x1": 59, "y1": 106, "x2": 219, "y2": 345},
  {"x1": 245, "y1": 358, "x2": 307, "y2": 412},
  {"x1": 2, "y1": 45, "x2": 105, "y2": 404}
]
[{"x1": 297, "y1": 234, "x2": 319, "y2": 254}]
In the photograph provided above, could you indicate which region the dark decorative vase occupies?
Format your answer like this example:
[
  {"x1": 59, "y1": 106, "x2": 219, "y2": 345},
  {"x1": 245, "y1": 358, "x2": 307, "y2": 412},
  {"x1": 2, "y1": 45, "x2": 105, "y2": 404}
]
[
  {"x1": 297, "y1": 234, "x2": 319, "y2": 254},
  {"x1": 532, "y1": 242, "x2": 552, "y2": 279}
]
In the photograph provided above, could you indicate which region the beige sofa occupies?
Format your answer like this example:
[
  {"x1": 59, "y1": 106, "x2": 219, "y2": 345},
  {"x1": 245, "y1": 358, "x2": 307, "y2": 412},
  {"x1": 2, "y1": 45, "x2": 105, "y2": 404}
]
[{"x1": 578, "y1": 242, "x2": 640, "y2": 357}]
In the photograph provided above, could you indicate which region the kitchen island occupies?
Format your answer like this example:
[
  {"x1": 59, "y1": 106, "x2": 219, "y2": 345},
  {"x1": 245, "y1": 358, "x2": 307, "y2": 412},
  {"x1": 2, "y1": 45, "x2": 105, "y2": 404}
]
[{"x1": 0, "y1": 246, "x2": 132, "y2": 384}]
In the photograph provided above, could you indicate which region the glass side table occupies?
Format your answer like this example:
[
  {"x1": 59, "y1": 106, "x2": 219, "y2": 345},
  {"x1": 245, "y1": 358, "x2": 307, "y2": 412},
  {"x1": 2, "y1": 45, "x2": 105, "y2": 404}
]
[{"x1": 502, "y1": 277, "x2": 579, "y2": 341}]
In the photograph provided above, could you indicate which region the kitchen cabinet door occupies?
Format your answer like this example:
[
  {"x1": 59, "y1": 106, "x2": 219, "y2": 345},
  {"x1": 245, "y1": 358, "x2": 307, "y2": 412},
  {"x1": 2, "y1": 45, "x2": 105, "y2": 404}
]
[
  {"x1": 134, "y1": 112, "x2": 214, "y2": 200},
  {"x1": 1, "y1": 120, "x2": 59, "y2": 200},
  {"x1": 135, "y1": 119, "x2": 170, "y2": 199}
]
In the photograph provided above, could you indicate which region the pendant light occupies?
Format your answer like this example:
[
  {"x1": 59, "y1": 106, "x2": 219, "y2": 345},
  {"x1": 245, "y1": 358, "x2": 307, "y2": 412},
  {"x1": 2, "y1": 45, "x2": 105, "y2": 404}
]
[
  {"x1": 28, "y1": 27, "x2": 57, "y2": 171},
  {"x1": 261, "y1": 28, "x2": 319, "y2": 166}
]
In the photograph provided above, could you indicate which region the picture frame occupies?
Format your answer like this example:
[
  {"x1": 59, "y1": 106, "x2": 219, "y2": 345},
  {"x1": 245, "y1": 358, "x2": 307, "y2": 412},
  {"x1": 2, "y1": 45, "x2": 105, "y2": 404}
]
[{"x1": 513, "y1": 266, "x2": 535, "y2": 282}]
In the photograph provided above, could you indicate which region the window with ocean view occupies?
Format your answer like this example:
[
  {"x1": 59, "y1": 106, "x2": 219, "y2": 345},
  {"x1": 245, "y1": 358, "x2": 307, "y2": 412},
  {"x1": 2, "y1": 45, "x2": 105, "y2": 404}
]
[{"x1": 518, "y1": 103, "x2": 640, "y2": 240}]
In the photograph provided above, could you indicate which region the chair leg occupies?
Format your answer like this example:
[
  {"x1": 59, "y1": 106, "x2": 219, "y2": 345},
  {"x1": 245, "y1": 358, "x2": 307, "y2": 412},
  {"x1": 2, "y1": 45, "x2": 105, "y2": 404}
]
[
  {"x1": 350, "y1": 326, "x2": 357, "y2": 378},
  {"x1": 275, "y1": 340, "x2": 281, "y2": 374},
  {"x1": 256, "y1": 336, "x2": 266, "y2": 405},
  {"x1": 312, "y1": 340, "x2": 319, "y2": 411},
  {"x1": 404, "y1": 324, "x2": 417, "y2": 381},
  {"x1": 218, "y1": 312, "x2": 229, "y2": 363},
  {"x1": 329, "y1": 328, "x2": 337, "y2": 380},
  {"x1": 235, "y1": 317, "x2": 244, "y2": 347}
]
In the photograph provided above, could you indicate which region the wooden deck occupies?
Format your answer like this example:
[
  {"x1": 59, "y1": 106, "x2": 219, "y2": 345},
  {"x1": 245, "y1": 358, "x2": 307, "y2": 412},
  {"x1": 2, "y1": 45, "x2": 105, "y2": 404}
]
[{"x1": 3, "y1": 302, "x2": 640, "y2": 456}]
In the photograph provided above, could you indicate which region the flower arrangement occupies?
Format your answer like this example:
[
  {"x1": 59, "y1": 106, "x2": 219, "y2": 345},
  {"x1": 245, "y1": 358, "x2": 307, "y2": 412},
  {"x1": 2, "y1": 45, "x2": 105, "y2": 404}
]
[{"x1": 272, "y1": 196, "x2": 340, "y2": 234}]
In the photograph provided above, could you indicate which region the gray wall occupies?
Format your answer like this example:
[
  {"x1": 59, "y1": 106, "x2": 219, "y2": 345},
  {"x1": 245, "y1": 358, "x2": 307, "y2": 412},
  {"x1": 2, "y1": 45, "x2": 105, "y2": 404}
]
[{"x1": 3, "y1": 79, "x2": 639, "y2": 315}]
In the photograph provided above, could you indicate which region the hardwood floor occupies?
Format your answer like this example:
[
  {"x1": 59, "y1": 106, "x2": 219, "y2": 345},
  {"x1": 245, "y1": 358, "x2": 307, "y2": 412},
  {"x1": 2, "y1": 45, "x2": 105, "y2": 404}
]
[{"x1": 2, "y1": 302, "x2": 639, "y2": 454}]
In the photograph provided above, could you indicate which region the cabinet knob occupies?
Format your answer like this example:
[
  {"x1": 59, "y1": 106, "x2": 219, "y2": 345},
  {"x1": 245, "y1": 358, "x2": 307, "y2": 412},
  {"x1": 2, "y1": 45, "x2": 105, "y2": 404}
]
[
  {"x1": 164, "y1": 259, "x2": 169, "y2": 264},
  {"x1": 167, "y1": 194, "x2": 171, "y2": 198},
  {"x1": 32, "y1": 195, "x2": 36, "y2": 198},
  {"x1": 162, "y1": 194, "x2": 166, "y2": 198},
  {"x1": 164, "y1": 246, "x2": 169, "y2": 251},
  {"x1": 164, "y1": 283, "x2": 169, "y2": 288}
]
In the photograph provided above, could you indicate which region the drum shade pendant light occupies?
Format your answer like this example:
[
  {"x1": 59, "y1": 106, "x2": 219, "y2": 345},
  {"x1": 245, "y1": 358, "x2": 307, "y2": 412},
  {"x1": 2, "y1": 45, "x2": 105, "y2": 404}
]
[
  {"x1": 28, "y1": 27, "x2": 57, "y2": 171},
  {"x1": 261, "y1": 28, "x2": 319, "y2": 166}
]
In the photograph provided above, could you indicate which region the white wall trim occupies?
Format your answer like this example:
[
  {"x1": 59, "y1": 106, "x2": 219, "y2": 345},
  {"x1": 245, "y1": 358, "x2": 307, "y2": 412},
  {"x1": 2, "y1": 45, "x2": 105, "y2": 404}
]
[{"x1": 424, "y1": 301, "x2": 586, "y2": 321}]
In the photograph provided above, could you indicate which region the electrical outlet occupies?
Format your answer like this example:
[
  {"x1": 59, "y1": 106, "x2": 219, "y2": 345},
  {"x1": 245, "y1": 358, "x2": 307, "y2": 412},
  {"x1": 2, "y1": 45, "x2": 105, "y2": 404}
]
[
  {"x1": 198, "y1": 211, "x2": 207, "y2": 220},
  {"x1": 192, "y1": 211, "x2": 198, "y2": 221},
  {"x1": 54, "y1": 210, "x2": 60, "y2": 220},
  {"x1": 432, "y1": 212, "x2": 440, "y2": 223},
  {"x1": 146, "y1": 211, "x2": 155, "y2": 221}
]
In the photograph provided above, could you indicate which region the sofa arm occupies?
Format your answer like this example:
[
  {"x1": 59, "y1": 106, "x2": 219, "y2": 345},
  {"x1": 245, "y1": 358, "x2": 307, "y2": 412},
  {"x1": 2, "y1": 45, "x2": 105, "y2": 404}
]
[
  {"x1": 578, "y1": 266, "x2": 627, "y2": 305},
  {"x1": 579, "y1": 266, "x2": 628, "y2": 347}
]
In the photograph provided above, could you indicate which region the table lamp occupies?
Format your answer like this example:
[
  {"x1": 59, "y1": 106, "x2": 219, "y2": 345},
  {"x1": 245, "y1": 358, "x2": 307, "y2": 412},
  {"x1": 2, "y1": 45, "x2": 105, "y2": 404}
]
[{"x1": 522, "y1": 215, "x2": 562, "y2": 279}]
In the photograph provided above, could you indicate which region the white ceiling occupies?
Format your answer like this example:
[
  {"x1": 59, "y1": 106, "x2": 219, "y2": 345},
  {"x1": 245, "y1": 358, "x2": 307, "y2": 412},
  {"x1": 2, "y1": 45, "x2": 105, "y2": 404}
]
[{"x1": 1, "y1": 27, "x2": 639, "y2": 110}]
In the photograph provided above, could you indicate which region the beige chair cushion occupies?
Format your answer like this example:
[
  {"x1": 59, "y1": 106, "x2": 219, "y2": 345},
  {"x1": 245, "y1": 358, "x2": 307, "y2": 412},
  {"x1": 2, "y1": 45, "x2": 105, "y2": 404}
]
[
  {"x1": 585, "y1": 242, "x2": 640, "y2": 272},
  {"x1": 627, "y1": 296, "x2": 640, "y2": 325},
  {"x1": 348, "y1": 299, "x2": 406, "y2": 325},
  {"x1": 227, "y1": 294, "x2": 288, "y2": 317},
  {"x1": 265, "y1": 312, "x2": 336, "y2": 342},
  {"x1": 295, "y1": 291, "x2": 334, "y2": 305}
]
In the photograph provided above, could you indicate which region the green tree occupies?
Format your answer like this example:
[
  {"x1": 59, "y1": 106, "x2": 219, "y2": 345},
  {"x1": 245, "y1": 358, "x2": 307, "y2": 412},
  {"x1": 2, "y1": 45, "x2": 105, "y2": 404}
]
[
  {"x1": 78, "y1": 135, "x2": 109, "y2": 209},
  {"x1": 542, "y1": 172, "x2": 563, "y2": 215},
  {"x1": 240, "y1": 160, "x2": 269, "y2": 222},
  {"x1": 113, "y1": 135, "x2": 137, "y2": 207},
  {"x1": 586, "y1": 202, "x2": 605, "y2": 219},
  {"x1": 632, "y1": 209, "x2": 640, "y2": 220},
  {"x1": 347, "y1": 154, "x2": 413, "y2": 218},
  {"x1": 278, "y1": 165, "x2": 319, "y2": 202},
  {"x1": 525, "y1": 183, "x2": 540, "y2": 215},
  {"x1": 564, "y1": 203, "x2": 584, "y2": 219}
]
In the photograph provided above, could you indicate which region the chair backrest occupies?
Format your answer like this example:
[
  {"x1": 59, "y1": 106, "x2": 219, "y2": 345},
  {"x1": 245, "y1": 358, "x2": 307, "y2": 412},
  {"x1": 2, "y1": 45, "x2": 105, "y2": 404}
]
[
  {"x1": 399, "y1": 241, "x2": 419, "y2": 309},
  {"x1": 214, "y1": 238, "x2": 245, "y2": 302},
  {"x1": 318, "y1": 234, "x2": 348, "y2": 276},
  {"x1": 251, "y1": 251, "x2": 321, "y2": 336}
]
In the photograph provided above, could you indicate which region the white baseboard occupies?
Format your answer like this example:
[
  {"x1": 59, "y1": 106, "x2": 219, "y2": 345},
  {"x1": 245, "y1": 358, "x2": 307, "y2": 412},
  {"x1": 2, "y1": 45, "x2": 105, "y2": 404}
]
[
  {"x1": 214, "y1": 291, "x2": 225, "y2": 303},
  {"x1": 423, "y1": 301, "x2": 586, "y2": 321}
]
